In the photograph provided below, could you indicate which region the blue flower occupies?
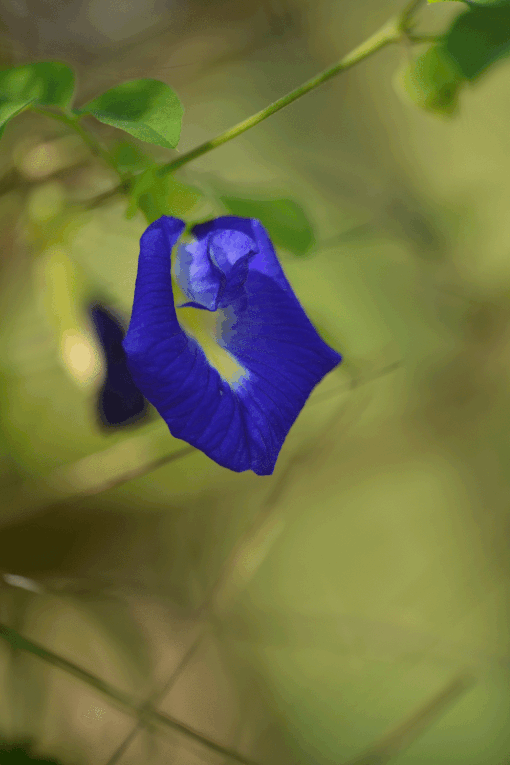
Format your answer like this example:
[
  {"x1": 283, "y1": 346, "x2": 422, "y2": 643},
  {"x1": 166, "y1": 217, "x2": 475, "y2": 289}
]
[
  {"x1": 89, "y1": 302, "x2": 148, "y2": 428},
  {"x1": 123, "y1": 216, "x2": 342, "y2": 475}
]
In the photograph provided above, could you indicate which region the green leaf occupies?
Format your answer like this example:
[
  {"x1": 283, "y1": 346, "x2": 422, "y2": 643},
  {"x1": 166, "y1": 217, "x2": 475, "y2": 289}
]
[
  {"x1": 126, "y1": 165, "x2": 201, "y2": 223},
  {"x1": 220, "y1": 196, "x2": 316, "y2": 256},
  {"x1": 400, "y1": 3, "x2": 510, "y2": 116},
  {"x1": 445, "y1": 3, "x2": 510, "y2": 79},
  {"x1": 400, "y1": 45, "x2": 464, "y2": 114},
  {"x1": 76, "y1": 79, "x2": 183, "y2": 149},
  {"x1": 0, "y1": 61, "x2": 75, "y2": 136}
]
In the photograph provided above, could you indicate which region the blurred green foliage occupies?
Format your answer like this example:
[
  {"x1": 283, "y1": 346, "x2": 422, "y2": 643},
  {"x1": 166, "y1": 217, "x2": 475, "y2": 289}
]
[
  {"x1": 220, "y1": 194, "x2": 315, "y2": 256},
  {"x1": 445, "y1": 3, "x2": 510, "y2": 78},
  {"x1": 0, "y1": 741, "x2": 63, "y2": 764},
  {"x1": 0, "y1": 62, "x2": 75, "y2": 137},
  {"x1": 126, "y1": 164, "x2": 202, "y2": 222},
  {"x1": 110, "y1": 141, "x2": 152, "y2": 175},
  {"x1": 400, "y1": 46, "x2": 463, "y2": 114},
  {"x1": 401, "y1": 1, "x2": 510, "y2": 114}
]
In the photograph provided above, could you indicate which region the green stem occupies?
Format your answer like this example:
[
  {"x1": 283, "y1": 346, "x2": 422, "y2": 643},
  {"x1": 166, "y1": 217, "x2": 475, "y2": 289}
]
[
  {"x1": 157, "y1": 0, "x2": 426, "y2": 177},
  {"x1": 31, "y1": 0, "x2": 426, "y2": 208}
]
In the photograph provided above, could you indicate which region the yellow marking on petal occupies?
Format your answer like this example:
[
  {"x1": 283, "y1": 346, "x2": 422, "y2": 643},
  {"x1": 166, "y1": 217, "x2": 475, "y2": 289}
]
[{"x1": 177, "y1": 304, "x2": 247, "y2": 385}]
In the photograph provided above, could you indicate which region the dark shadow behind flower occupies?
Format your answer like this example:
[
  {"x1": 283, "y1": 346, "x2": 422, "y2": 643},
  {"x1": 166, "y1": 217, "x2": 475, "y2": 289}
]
[
  {"x1": 88, "y1": 303, "x2": 149, "y2": 429},
  {"x1": 123, "y1": 215, "x2": 342, "y2": 475}
]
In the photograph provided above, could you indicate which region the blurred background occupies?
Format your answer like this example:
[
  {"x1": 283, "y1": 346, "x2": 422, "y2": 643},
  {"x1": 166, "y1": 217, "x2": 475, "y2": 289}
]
[{"x1": 1, "y1": 0, "x2": 510, "y2": 763}]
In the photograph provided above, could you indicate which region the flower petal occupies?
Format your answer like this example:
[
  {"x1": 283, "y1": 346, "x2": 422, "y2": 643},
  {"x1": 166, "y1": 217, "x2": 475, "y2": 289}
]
[
  {"x1": 175, "y1": 238, "x2": 223, "y2": 311},
  {"x1": 89, "y1": 303, "x2": 148, "y2": 428},
  {"x1": 123, "y1": 215, "x2": 342, "y2": 475}
]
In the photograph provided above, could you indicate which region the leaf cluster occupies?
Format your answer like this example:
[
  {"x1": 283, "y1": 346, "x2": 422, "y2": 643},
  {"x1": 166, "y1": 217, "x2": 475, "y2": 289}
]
[
  {"x1": 0, "y1": 62, "x2": 183, "y2": 147},
  {"x1": 0, "y1": 61, "x2": 317, "y2": 253},
  {"x1": 403, "y1": 1, "x2": 510, "y2": 114}
]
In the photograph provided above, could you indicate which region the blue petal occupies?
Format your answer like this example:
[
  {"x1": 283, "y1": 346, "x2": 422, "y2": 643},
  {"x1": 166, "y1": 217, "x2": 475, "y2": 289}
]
[
  {"x1": 90, "y1": 303, "x2": 148, "y2": 428},
  {"x1": 175, "y1": 226, "x2": 255, "y2": 311},
  {"x1": 175, "y1": 238, "x2": 224, "y2": 311},
  {"x1": 123, "y1": 216, "x2": 342, "y2": 475}
]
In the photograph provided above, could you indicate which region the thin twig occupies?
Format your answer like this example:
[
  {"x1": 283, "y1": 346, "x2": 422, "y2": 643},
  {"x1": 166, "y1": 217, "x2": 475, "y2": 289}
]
[
  {"x1": 83, "y1": 180, "x2": 132, "y2": 208},
  {"x1": 0, "y1": 443, "x2": 195, "y2": 530},
  {"x1": 341, "y1": 673, "x2": 475, "y2": 765},
  {"x1": 139, "y1": 359, "x2": 403, "y2": 731},
  {"x1": 0, "y1": 160, "x2": 90, "y2": 198},
  {"x1": 0, "y1": 622, "x2": 259, "y2": 765},
  {"x1": 0, "y1": 361, "x2": 403, "y2": 765},
  {"x1": 103, "y1": 622, "x2": 212, "y2": 765}
]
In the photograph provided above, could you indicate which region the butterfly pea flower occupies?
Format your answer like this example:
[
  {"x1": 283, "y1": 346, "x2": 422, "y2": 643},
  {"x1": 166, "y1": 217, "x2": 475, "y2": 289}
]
[
  {"x1": 89, "y1": 302, "x2": 148, "y2": 428},
  {"x1": 123, "y1": 215, "x2": 342, "y2": 475}
]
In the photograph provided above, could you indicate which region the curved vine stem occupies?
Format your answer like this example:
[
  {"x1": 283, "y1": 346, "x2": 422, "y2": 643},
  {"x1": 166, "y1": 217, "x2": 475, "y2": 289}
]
[
  {"x1": 156, "y1": 0, "x2": 426, "y2": 176},
  {"x1": 74, "y1": 0, "x2": 428, "y2": 207}
]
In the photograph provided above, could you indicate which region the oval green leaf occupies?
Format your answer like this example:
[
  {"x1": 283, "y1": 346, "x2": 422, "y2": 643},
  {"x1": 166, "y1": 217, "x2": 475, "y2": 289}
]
[
  {"x1": 445, "y1": 3, "x2": 510, "y2": 79},
  {"x1": 76, "y1": 79, "x2": 183, "y2": 149},
  {"x1": 400, "y1": 45, "x2": 464, "y2": 114}
]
